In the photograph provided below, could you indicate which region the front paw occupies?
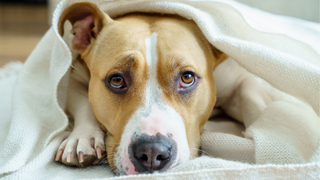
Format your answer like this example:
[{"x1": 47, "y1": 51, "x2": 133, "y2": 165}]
[{"x1": 55, "y1": 127, "x2": 106, "y2": 167}]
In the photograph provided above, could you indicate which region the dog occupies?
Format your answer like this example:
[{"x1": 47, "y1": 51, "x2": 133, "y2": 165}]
[{"x1": 54, "y1": 2, "x2": 272, "y2": 175}]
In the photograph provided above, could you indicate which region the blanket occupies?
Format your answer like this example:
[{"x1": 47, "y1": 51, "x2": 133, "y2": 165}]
[{"x1": 0, "y1": 0, "x2": 319, "y2": 179}]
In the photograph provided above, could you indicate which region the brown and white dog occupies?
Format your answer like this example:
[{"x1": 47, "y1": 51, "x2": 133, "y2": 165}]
[{"x1": 55, "y1": 2, "x2": 272, "y2": 175}]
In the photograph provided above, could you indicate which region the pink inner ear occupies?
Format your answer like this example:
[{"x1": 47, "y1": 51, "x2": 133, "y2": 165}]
[{"x1": 72, "y1": 15, "x2": 95, "y2": 52}]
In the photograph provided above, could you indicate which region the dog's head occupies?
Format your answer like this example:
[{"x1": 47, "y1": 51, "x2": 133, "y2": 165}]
[{"x1": 59, "y1": 2, "x2": 227, "y2": 175}]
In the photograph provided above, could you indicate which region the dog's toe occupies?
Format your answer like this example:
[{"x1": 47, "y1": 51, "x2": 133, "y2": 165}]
[
  {"x1": 55, "y1": 128, "x2": 105, "y2": 167},
  {"x1": 94, "y1": 136, "x2": 106, "y2": 160},
  {"x1": 57, "y1": 139, "x2": 80, "y2": 166},
  {"x1": 79, "y1": 153, "x2": 97, "y2": 167},
  {"x1": 76, "y1": 138, "x2": 96, "y2": 167}
]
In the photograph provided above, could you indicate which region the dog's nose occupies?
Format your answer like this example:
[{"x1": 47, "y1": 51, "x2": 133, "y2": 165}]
[
  {"x1": 129, "y1": 133, "x2": 177, "y2": 173},
  {"x1": 134, "y1": 142, "x2": 170, "y2": 171}
]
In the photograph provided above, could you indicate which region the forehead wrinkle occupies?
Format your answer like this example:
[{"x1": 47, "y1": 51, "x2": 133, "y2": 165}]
[
  {"x1": 114, "y1": 54, "x2": 136, "y2": 68},
  {"x1": 104, "y1": 53, "x2": 138, "y2": 75},
  {"x1": 168, "y1": 57, "x2": 196, "y2": 72}
]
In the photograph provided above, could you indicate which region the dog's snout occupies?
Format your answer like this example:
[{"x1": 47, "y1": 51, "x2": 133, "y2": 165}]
[
  {"x1": 134, "y1": 142, "x2": 171, "y2": 172},
  {"x1": 129, "y1": 133, "x2": 177, "y2": 173}
]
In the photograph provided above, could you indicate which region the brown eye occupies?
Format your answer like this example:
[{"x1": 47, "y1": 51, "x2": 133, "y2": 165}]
[
  {"x1": 177, "y1": 71, "x2": 198, "y2": 94},
  {"x1": 181, "y1": 73, "x2": 194, "y2": 84},
  {"x1": 110, "y1": 75, "x2": 125, "y2": 88}
]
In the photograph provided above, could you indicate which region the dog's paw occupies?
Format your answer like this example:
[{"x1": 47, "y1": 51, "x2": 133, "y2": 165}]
[{"x1": 55, "y1": 127, "x2": 106, "y2": 167}]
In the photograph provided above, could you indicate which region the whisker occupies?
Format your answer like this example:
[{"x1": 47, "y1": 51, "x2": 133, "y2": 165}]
[
  {"x1": 104, "y1": 142, "x2": 120, "y2": 145},
  {"x1": 189, "y1": 147, "x2": 214, "y2": 157},
  {"x1": 216, "y1": 84, "x2": 233, "y2": 97},
  {"x1": 105, "y1": 145, "x2": 117, "y2": 148},
  {"x1": 196, "y1": 143, "x2": 216, "y2": 147},
  {"x1": 108, "y1": 162, "x2": 119, "y2": 174},
  {"x1": 216, "y1": 96, "x2": 231, "y2": 99},
  {"x1": 97, "y1": 157, "x2": 109, "y2": 165},
  {"x1": 104, "y1": 143, "x2": 120, "y2": 146},
  {"x1": 70, "y1": 64, "x2": 77, "y2": 70}
]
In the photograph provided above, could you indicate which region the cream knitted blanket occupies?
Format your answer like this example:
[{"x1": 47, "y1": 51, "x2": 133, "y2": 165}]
[{"x1": 0, "y1": 0, "x2": 319, "y2": 179}]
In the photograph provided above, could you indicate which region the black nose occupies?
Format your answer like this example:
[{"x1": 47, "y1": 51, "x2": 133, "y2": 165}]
[
  {"x1": 135, "y1": 142, "x2": 170, "y2": 171},
  {"x1": 129, "y1": 133, "x2": 177, "y2": 173}
]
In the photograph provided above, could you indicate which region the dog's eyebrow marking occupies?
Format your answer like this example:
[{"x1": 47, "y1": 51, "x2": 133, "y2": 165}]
[
  {"x1": 170, "y1": 58, "x2": 192, "y2": 71},
  {"x1": 113, "y1": 54, "x2": 136, "y2": 67},
  {"x1": 105, "y1": 54, "x2": 137, "y2": 76}
]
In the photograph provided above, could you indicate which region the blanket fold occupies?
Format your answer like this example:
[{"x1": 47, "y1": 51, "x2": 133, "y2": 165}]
[{"x1": 0, "y1": 0, "x2": 319, "y2": 179}]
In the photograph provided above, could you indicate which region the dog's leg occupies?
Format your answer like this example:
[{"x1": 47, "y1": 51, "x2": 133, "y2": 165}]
[
  {"x1": 55, "y1": 77, "x2": 105, "y2": 167},
  {"x1": 214, "y1": 58, "x2": 273, "y2": 126},
  {"x1": 221, "y1": 75, "x2": 273, "y2": 127}
]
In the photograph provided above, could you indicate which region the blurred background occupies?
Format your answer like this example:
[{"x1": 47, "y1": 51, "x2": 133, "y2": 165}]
[{"x1": 0, "y1": 0, "x2": 319, "y2": 67}]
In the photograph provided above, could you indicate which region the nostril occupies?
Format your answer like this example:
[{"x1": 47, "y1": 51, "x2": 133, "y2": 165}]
[
  {"x1": 156, "y1": 154, "x2": 167, "y2": 161},
  {"x1": 140, "y1": 154, "x2": 148, "y2": 161}
]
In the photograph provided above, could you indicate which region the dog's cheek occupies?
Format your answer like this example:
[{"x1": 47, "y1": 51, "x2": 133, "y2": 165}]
[
  {"x1": 188, "y1": 79, "x2": 215, "y2": 158},
  {"x1": 88, "y1": 77, "x2": 115, "y2": 129}
]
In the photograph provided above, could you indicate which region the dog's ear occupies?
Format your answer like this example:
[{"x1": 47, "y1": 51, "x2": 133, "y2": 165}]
[
  {"x1": 58, "y1": 2, "x2": 113, "y2": 54},
  {"x1": 211, "y1": 46, "x2": 228, "y2": 68}
]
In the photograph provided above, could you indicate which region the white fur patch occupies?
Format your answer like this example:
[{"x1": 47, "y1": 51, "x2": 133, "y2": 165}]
[
  {"x1": 145, "y1": 32, "x2": 158, "y2": 70},
  {"x1": 116, "y1": 33, "x2": 190, "y2": 175}
]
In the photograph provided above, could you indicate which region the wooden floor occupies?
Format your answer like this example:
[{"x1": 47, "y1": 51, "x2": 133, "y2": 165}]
[{"x1": 0, "y1": 3, "x2": 49, "y2": 67}]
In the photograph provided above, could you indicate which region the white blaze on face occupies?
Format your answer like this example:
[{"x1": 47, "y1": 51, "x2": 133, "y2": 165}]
[{"x1": 117, "y1": 33, "x2": 190, "y2": 175}]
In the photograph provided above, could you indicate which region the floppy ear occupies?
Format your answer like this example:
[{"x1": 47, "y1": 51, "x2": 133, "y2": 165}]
[
  {"x1": 58, "y1": 2, "x2": 112, "y2": 54},
  {"x1": 211, "y1": 46, "x2": 228, "y2": 68}
]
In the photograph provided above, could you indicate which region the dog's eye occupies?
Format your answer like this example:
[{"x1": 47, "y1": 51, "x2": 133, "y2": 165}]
[
  {"x1": 105, "y1": 73, "x2": 130, "y2": 94},
  {"x1": 109, "y1": 75, "x2": 126, "y2": 89},
  {"x1": 179, "y1": 73, "x2": 195, "y2": 88},
  {"x1": 177, "y1": 71, "x2": 199, "y2": 94},
  {"x1": 181, "y1": 73, "x2": 194, "y2": 84}
]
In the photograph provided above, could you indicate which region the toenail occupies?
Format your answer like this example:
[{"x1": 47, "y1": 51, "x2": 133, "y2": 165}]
[
  {"x1": 67, "y1": 152, "x2": 72, "y2": 163},
  {"x1": 96, "y1": 147, "x2": 102, "y2": 159},
  {"x1": 55, "y1": 149, "x2": 63, "y2": 161},
  {"x1": 79, "y1": 152, "x2": 84, "y2": 163}
]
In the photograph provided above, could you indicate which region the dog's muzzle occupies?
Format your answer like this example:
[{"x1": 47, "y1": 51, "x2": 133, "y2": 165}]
[
  {"x1": 129, "y1": 133, "x2": 177, "y2": 173},
  {"x1": 118, "y1": 105, "x2": 190, "y2": 175}
]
